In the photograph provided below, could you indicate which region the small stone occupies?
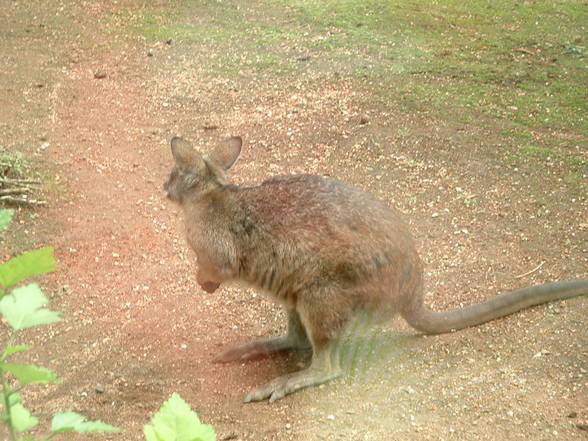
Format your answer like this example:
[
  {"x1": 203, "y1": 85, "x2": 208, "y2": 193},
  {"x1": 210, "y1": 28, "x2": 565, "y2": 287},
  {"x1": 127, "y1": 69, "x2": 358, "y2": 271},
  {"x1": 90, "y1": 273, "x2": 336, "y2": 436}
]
[
  {"x1": 95, "y1": 385, "x2": 105, "y2": 394},
  {"x1": 568, "y1": 412, "x2": 578, "y2": 418},
  {"x1": 165, "y1": 39, "x2": 173, "y2": 45},
  {"x1": 94, "y1": 71, "x2": 107, "y2": 79}
]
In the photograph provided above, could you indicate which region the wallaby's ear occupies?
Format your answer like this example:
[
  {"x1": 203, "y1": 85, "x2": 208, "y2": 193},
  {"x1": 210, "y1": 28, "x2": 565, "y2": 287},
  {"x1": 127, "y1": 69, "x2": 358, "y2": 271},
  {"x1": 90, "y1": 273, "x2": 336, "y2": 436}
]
[
  {"x1": 209, "y1": 136, "x2": 242, "y2": 171},
  {"x1": 171, "y1": 137, "x2": 193, "y2": 165}
]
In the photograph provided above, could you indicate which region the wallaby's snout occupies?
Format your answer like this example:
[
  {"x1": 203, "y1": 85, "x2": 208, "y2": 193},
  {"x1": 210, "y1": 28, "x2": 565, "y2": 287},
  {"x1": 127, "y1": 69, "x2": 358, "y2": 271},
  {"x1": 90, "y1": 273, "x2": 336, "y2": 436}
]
[
  {"x1": 163, "y1": 167, "x2": 181, "y2": 202},
  {"x1": 163, "y1": 170, "x2": 177, "y2": 200}
]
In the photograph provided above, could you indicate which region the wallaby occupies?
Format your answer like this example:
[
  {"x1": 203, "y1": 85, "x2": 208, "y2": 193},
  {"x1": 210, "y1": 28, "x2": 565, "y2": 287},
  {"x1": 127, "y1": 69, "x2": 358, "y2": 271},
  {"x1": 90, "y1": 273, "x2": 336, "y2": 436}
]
[{"x1": 164, "y1": 135, "x2": 588, "y2": 403}]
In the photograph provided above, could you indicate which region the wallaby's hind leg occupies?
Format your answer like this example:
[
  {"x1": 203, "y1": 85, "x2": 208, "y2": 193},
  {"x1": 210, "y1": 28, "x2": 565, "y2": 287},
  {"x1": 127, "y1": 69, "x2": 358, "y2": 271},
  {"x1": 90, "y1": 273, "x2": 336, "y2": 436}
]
[
  {"x1": 243, "y1": 288, "x2": 352, "y2": 402},
  {"x1": 214, "y1": 309, "x2": 311, "y2": 363},
  {"x1": 244, "y1": 338, "x2": 342, "y2": 403}
]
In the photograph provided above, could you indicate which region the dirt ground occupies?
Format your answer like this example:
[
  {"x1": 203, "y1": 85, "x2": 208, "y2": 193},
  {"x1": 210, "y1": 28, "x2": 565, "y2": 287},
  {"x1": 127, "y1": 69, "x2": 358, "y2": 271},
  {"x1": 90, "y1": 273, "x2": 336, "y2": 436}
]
[{"x1": 1, "y1": 1, "x2": 587, "y2": 440}]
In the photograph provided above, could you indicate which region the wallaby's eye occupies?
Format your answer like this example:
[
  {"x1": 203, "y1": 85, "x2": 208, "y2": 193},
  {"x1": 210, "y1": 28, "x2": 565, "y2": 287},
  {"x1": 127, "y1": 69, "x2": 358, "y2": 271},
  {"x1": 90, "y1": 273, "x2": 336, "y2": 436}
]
[
  {"x1": 170, "y1": 169, "x2": 179, "y2": 179},
  {"x1": 183, "y1": 171, "x2": 198, "y2": 188}
]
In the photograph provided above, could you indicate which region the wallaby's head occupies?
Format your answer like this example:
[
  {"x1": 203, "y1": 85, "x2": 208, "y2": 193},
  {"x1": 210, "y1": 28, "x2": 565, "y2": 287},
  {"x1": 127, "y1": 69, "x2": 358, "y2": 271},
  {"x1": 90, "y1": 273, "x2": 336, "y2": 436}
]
[{"x1": 164, "y1": 136, "x2": 242, "y2": 204}]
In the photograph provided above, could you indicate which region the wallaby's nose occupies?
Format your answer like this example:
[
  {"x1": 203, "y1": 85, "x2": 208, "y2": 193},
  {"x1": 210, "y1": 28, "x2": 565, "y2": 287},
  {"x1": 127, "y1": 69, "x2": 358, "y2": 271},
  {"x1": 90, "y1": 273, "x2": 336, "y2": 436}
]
[{"x1": 163, "y1": 180, "x2": 171, "y2": 199}]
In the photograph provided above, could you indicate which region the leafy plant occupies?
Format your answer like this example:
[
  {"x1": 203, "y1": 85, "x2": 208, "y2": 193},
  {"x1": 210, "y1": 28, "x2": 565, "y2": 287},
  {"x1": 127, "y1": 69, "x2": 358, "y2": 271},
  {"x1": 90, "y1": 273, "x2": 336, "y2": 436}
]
[
  {"x1": 144, "y1": 393, "x2": 216, "y2": 441},
  {"x1": 0, "y1": 208, "x2": 121, "y2": 440},
  {"x1": 1, "y1": 208, "x2": 216, "y2": 440}
]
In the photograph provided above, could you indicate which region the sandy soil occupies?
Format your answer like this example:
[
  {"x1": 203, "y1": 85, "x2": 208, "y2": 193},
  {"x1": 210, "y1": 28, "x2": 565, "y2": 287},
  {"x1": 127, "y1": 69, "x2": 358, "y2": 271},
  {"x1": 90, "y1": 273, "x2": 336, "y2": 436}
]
[{"x1": 1, "y1": 1, "x2": 586, "y2": 440}]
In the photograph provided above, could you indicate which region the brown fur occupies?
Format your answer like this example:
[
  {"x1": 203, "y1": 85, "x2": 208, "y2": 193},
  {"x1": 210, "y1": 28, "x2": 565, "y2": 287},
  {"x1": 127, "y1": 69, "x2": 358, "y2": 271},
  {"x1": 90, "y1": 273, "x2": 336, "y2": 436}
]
[{"x1": 164, "y1": 135, "x2": 588, "y2": 403}]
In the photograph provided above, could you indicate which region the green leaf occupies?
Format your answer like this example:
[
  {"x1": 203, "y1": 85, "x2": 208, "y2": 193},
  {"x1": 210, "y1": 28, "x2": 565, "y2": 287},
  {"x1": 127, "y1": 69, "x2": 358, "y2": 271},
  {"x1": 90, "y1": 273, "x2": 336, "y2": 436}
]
[
  {"x1": 51, "y1": 412, "x2": 84, "y2": 434},
  {"x1": 144, "y1": 393, "x2": 216, "y2": 441},
  {"x1": 0, "y1": 209, "x2": 14, "y2": 232},
  {"x1": 3, "y1": 345, "x2": 31, "y2": 358},
  {"x1": 51, "y1": 411, "x2": 121, "y2": 435},
  {"x1": 11, "y1": 402, "x2": 39, "y2": 432},
  {"x1": 0, "y1": 246, "x2": 56, "y2": 291},
  {"x1": 0, "y1": 283, "x2": 61, "y2": 330},
  {"x1": 1, "y1": 362, "x2": 59, "y2": 385},
  {"x1": 8, "y1": 392, "x2": 22, "y2": 406}
]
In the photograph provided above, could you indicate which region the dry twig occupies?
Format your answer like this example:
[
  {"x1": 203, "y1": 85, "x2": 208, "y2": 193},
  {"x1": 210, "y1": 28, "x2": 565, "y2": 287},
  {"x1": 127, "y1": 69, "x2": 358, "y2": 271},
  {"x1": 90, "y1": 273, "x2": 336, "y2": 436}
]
[
  {"x1": 0, "y1": 188, "x2": 33, "y2": 196},
  {"x1": 514, "y1": 261, "x2": 545, "y2": 279},
  {"x1": 0, "y1": 195, "x2": 46, "y2": 206}
]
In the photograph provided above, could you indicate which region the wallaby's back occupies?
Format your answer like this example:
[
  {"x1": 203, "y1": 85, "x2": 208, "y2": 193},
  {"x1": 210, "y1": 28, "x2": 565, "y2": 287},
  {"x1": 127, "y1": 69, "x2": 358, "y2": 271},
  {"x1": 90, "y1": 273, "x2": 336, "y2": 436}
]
[{"x1": 217, "y1": 174, "x2": 423, "y2": 314}]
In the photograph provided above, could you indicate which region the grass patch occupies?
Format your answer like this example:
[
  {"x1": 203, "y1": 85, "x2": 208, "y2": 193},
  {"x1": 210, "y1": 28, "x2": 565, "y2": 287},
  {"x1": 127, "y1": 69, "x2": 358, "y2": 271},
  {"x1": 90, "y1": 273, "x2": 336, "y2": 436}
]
[
  {"x1": 0, "y1": 152, "x2": 31, "y2": 180},
  {"x1": 280, "y1": 0, "x2": 585, "y2": 135},
  {"x1": 122, "y1": 0, "x2": 586, "y2": 148},
  {"x1": 508, "y1": 144, "x2": 587, "y2": 171}
]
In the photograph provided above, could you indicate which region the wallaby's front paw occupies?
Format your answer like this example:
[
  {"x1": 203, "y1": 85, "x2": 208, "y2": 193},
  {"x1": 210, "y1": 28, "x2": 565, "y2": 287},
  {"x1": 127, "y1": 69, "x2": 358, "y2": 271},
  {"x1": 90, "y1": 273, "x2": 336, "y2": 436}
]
[{"x1": 199, "y1": 281, "x2": 220, "y2": 293}]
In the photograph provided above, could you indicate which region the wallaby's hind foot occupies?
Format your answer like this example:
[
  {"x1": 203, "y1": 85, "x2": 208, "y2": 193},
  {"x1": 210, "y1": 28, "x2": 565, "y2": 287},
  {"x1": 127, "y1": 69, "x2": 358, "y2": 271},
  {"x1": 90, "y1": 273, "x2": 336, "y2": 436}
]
[
  {"x1": 244, "y1": 366, "x2": 341, "y2": 403},
  {"x1": 244, "y1": 345, "x2": 342, "y2": 403}
]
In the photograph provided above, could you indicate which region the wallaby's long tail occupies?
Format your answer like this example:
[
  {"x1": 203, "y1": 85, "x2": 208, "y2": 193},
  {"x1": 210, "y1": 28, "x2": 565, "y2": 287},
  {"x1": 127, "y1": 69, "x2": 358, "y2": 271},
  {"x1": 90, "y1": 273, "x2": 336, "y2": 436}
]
[{"x1": 402, "y1": 280, "x2": 588, "y2": 335}]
